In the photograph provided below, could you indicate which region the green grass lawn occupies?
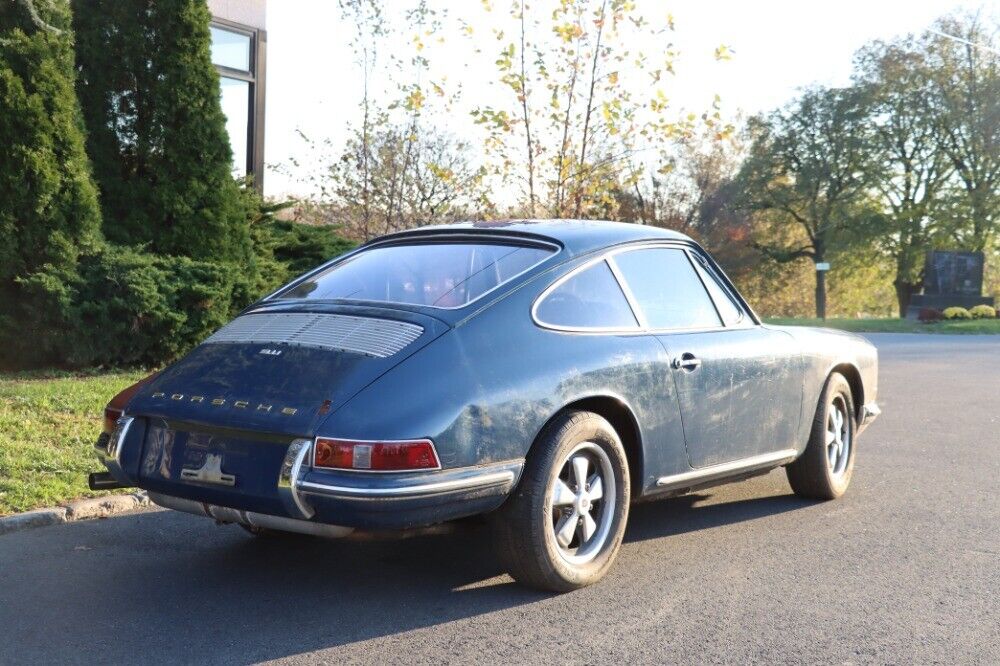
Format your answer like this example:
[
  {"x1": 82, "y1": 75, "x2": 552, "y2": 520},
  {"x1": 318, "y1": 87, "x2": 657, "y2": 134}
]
[
  {"x1": 0, "y1": 369, "x2": 147, "y2": 515},
  {"x1": 765, "y1": 317, "x2": 1000, "y2": 334}
]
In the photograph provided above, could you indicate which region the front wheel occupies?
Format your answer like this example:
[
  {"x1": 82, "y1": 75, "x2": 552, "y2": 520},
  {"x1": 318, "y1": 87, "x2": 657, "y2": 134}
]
[
  {"x1": 493, "y1": 411, "x2": 630, "y2": 592},
  {"x1": 786, "y1": 372, "x2": 856, "y2": 500}
]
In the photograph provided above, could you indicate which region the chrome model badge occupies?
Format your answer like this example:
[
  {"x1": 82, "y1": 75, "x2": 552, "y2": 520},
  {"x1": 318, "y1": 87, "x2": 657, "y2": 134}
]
[{"x1": 259, "y1": 348, "x2": 283, "y2": 356}]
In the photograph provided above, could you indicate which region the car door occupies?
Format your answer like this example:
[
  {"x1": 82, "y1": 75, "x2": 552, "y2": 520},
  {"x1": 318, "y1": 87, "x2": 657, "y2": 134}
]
[
  {"x1": 610, "y1": 245, "x2": 802, "y2": 469},
  {"x1": 532, "y1": 256, "x2": 691, "y2": 491}
]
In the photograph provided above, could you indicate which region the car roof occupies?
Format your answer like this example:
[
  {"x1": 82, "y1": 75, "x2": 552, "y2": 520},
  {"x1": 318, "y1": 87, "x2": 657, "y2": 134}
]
[{"x1": 373, "y1": 219, "x2": 695, "y2": 257}]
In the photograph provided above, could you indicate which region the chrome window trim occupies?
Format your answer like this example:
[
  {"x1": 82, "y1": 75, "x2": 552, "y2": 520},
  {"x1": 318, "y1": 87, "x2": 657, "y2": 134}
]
[
  {"x1": 687, "y1": 250, "x2": 747, "y2": 328},
  {"x1": 530, "y1": 254, "x2": 643, "y2": 334},
  {"x1": 532, "y1": 241, "x2": 751, "y2": 335},
  {"x1": 265, "y1": 235, "x2": 561, "y2": 312},
  {"x1": 606, "y1": 255, "x2": 650, "y2": 329}
]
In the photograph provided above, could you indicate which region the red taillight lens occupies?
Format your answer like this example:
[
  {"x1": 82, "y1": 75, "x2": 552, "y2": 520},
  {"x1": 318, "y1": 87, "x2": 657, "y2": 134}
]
[
  {"x1": 313, "y1": 439, "x2": 355, "y2": 469},
  {"x1": 103, "y1": 408, "x2": 123, "y2": 435},
  {"x1": 313, "y1": 438, "x2": 439, "y2": 471}
]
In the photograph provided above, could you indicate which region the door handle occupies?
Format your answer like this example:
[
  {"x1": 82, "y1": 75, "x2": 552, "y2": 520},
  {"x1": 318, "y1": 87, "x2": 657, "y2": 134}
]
[{"x1": 672, "y1": 353, "x2": 702, "y2": 372}]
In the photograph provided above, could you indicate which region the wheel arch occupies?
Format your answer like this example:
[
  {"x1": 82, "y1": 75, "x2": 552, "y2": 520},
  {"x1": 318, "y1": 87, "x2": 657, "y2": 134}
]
[
  {"x1": 828, "y1": 362, "x2": 864, "y2": 424},
  {"x1": 529, "y1": 394, "x2": 644, "y2": 500}
]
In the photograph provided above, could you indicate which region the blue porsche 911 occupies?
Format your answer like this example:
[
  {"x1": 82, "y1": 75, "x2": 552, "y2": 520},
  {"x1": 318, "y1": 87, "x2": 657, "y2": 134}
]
[{"x1": 92, "y1": 220, "x2": 879, "y2": 591}]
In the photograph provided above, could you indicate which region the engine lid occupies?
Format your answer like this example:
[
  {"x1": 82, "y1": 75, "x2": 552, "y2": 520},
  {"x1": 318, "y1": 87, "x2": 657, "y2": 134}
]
[{"x1": 125, "y1": 305, "x2": 449, "y2": 436}]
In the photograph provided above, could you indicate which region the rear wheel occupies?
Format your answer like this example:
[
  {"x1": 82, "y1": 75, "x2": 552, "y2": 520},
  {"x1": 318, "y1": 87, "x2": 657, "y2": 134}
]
[
  {"x1": 493, "y1": 411, "x2": 630, "y2": 592},
  {"x1": 786, "y1": 372, "x2": 856, "y2": 500}
]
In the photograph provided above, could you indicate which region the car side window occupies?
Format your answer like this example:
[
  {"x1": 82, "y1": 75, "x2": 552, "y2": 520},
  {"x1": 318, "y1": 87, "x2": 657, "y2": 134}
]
[
  {"x1": 535, "y1": 260, "x2": 639, "y2": 330},
  {"x1": 612, "y1": 247, "x2": 722, "y2": 330},
  {"x1": 691, "y1": 257, "x2": 744, "y2": 326}
]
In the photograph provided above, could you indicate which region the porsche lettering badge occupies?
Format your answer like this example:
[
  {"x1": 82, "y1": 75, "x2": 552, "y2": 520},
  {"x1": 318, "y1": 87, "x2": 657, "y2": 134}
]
[{"x1": 150, "y1": 392, "x2": 298, "y2": 416}]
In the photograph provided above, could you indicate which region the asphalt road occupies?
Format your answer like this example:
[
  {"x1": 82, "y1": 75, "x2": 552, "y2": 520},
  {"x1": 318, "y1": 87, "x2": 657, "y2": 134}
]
[{"x1": 1, "y1": 333, "x2": 997, "y2": 665}]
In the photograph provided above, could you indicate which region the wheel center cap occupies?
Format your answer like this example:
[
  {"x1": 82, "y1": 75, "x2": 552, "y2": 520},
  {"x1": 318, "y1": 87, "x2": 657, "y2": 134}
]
[{"x1": 577, "y1": 496, "x2": 591, "y2": 513}]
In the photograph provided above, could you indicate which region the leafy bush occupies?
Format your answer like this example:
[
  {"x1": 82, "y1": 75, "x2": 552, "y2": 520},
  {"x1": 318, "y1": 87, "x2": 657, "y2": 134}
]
[
  {"x1": 917, "y1": 307, "x2": 943, "y2": 322},
  {"x1": 968, "y1": 304, "x2": 997, "y2": 320},
  {"x1": 942, "y1": 306, "x2": 972, "y2": 320},
  {"x1": 5, "y1": 245, "x2": 251, "y2": 369},
  {"x1": 71, "y1": 247, "x2": 248, "y2": 366},
  {"x1": 259, "y1": 220, "x2": 357, "y2": 278}
]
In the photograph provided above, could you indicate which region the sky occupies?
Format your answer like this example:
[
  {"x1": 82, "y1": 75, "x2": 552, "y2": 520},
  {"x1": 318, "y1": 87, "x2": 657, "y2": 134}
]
[{"x1": 262, "y1": 0, "x2": 995, "y2": 198}]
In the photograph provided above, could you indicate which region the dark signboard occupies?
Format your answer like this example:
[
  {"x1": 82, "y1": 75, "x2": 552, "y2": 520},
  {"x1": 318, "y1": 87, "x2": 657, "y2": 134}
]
[{"x1": 923, "y1": 251, "x2": 985, "y2": 296}]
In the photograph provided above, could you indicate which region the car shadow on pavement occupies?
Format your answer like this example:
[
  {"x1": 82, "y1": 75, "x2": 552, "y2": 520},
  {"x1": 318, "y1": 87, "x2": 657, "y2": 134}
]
[
  {"x1": 0, "y1": 489, "x2": 814, "y2": 664},
  {"x1": 624, "y1": 491, "x2": 811, "y2": 544}
]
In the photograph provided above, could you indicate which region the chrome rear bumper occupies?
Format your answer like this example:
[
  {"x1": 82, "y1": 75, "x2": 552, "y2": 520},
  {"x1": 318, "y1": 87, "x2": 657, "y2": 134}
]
[
  {"x1": 148, "y1": 492, "x2": 355, "y2": 538},
  {"x1": 99, "y1": 425, "x2": 524, "y2": 532},
  {"x1": 94, "y1": 416, "x2": 136, "y2": 486},
  {"x1": 275, "y1": 438, "x2": 523, "y2": 521}
]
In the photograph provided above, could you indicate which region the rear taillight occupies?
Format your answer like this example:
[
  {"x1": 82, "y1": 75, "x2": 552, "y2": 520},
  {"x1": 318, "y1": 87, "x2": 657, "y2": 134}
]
[
  {"x1": 312, "y1": 438, "x2": 440, "y2": 471},
  {"x1": 101, "y1": 370, "x2": 160, "y2": 434},
  {"x1": 103, "y1": 407, "x2": 123, "y2": 435}
]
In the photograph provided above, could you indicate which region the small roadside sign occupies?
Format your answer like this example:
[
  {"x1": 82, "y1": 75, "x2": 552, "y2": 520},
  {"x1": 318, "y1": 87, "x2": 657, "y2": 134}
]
[{"x1": 815, "y1": 262, "x2": 831, "y2": 271}]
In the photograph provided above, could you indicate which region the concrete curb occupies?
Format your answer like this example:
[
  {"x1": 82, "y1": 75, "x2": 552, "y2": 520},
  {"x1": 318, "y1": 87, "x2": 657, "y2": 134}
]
[{"x1": 0, "y1": 491, "x2": 151, "y2": 536}]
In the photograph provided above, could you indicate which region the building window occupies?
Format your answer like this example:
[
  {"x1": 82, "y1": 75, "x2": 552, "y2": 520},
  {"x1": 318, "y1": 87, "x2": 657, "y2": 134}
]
[{"x1": 210, "y1": 20, "x2": 266, "y2": 189}]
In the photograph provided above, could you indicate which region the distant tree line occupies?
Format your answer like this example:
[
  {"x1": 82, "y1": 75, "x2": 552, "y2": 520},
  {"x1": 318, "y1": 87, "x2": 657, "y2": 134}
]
[
  {"x1": 739, "y1": 17, "x2": 999, "y2": 317},
  {"x1": 296, "y1": 3, "x2": 998, "y2": 319}
]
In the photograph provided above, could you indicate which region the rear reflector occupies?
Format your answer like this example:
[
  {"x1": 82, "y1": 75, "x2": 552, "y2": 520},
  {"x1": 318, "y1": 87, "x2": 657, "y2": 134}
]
[{"x1": 313, "y1": 438, "x2": 440, "y2": 471}]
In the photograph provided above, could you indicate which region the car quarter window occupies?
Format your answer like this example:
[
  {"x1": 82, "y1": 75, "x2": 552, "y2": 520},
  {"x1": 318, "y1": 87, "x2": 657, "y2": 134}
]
[
  {"x1": 690, "y1": 257, "x2": 744, "y2": 326},
  {"x1": 611, "y1": 247, "x2": 723, "y2": 330},
  {"x1": 535, "y1": 260, "x2": 640, "y2": 330}
]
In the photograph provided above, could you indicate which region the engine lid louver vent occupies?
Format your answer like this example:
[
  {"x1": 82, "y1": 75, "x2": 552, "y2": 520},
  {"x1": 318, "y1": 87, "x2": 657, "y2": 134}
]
[{"x1": 202, "y1": 313, "x2": 424, "y2": 358}]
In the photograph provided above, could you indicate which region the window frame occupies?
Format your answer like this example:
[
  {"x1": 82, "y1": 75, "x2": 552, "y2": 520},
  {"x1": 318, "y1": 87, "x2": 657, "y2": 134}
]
[
  {"x1": 210, "y1": 17, "x2": 266, "y2": 190},
  {"x1": 687, "y1": 251, "x2": 748, "y2": 328},
  {"x1": 267, "y1": 235, "x2": 561, "y2": 311},
  {"x1": 530, "y1": 256, "x2": 643, "y2": 333},
  {"x1": 532, "y1": 241, "x2": 754, "y2": 335}
]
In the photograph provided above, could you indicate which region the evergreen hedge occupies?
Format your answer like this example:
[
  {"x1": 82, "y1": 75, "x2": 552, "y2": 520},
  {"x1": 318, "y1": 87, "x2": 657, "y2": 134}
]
[
  {"x1": 0, "y1": 2, "x2": 357, "y2": 370},
  {"x1": 72, "y1": 0, "x2": 252, "y2": 263},
  {"x1": 0, "y1": 0, "x2": 103, "y2": 368}
]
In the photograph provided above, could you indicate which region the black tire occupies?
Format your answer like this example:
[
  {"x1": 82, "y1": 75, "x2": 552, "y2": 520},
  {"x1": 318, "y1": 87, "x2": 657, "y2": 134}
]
[
  {"x1": 786, "y1": 372, "x2": 856, "y2": 500},
  {"x1": 493, "y1": 410, "x2": 630, "y2": 592}
]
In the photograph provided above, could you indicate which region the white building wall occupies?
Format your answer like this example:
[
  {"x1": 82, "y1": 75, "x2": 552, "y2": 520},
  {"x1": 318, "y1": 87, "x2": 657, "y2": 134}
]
[{"x1": 207, "y1": 0, "x2": 266, "y2": 29}]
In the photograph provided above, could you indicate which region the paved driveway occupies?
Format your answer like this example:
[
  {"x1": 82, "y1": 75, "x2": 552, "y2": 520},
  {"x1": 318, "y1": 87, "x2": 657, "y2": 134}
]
[{"x1": 1, "y1": 334, "x2": 997, "y2": 664}]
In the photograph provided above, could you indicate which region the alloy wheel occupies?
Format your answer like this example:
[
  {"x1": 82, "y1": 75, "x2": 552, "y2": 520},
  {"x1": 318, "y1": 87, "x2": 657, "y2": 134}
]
[
  {"x1": 826, "y1": 396, "x2": 851, "y2": 477},
  {"x1": 546, "y1": 441, "x2": 617, "y2": 565}
]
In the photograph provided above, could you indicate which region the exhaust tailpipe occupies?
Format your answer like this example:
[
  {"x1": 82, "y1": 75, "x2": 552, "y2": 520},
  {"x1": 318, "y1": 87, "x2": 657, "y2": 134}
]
[{"x1": 89, "y1": 471, "x2": 132, "y2": 491}]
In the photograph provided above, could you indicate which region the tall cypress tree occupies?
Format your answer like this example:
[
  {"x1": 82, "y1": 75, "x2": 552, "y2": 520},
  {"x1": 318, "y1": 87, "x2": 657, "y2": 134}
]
[
  {"x1": 0, "y1": 0, "x2": 103, "y2": 365},
  {"x1": 72, "y1": 0, "x2": 251, "y2": 262}
]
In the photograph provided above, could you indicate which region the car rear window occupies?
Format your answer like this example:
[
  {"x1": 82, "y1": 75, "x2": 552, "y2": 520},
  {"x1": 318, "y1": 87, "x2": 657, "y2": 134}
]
[{"x1": 276, "y1": 241, "x2": 555, "y2": 308}]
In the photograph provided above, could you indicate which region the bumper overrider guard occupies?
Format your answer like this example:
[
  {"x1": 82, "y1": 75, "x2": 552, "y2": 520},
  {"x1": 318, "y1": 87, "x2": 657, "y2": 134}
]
[
  {"x1": 859, "y1": 402, "x2": 881, "y2": 434},
  {"x1": 93, "y1": 416, "x2": 525, "y2": 537},
  {"x1": 90, "y1": 416, "x2": 135, "y2": 490}
]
